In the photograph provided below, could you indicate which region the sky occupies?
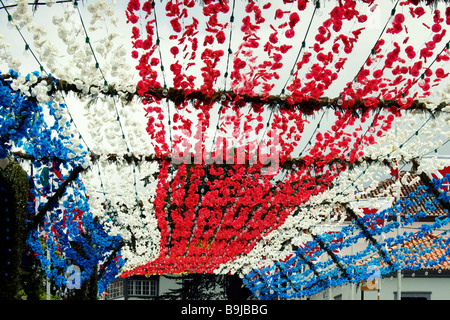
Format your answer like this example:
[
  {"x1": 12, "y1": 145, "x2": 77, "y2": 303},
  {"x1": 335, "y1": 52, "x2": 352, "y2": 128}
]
[
  {"x1": 0, "y1": 0, "x2": 449, "y2": 279},
  {"x1": 0, "y1": 0, "x2": 449, "y2": 176}
]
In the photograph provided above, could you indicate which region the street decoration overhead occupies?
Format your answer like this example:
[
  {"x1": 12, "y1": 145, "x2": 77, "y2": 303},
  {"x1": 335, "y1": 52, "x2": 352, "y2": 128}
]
[{"x1": 0, "y1": 0, "x2": 449, "y2": 298}]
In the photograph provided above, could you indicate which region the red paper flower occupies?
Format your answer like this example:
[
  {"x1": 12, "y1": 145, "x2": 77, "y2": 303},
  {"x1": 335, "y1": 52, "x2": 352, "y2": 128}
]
[
  {"x1": 432, "y1": 23, "x2": 442, "y2": 33},
  {"x1": 414, "y1": 7, "x2": 425, "y2": 17},
  {"x1": 204, "y1": 35, "x2": 214, "y2": 46},
  {"x1": 123, "y1": 0, "x2": 436, "y2": 276},
  {"x1": 127, "y1": 0, "x2": 140, "y2": 12},
  {"x1": 358, "y1": 14, "x2": 367, "y2": 23},
  {"x1": 297, "y1": 0, "x2": 307, "y2": 11},
  {"x1": 216, "y1": 30, "x2": 226, "y2": 44},
  {"x1": 170, "y1": 46, "x2": 179, "y2": 57},
  {"x1": 275, "y1": 9, "x2": 285, "y2": 19},
  {"x1": 233, "y1": 57, "x2": 246, "y2": 70},
  {"x1": 405, "y1": 45, "x2": 416, "y2": 59},
  {"x1": 289, "y1": 12, "x2": 300, "y2": 28},
  {"x1": 126, "y1": 12, "x2": 139, "y2": 24},
  {"x1": 280, "y1": 44, "x2": 292, "y2": 53},
  {"x1": 394, "y1": 13, "x2": 405, "y2": 24},
  {"x1": 435, "y1": 68, "x2": 448, "y2": 79},
  {"x1": 170, "y1": 18, "x2": 182, "y2": 33},
  {"x1": 150, "y1": 57, "x2": 159, "y2": 66},
  {"x1": 373, "y1": 69, "x2": 383, "y2": 79},
  {"x1": 269, "y1": 32, "x2": 279, "y2": 44}
]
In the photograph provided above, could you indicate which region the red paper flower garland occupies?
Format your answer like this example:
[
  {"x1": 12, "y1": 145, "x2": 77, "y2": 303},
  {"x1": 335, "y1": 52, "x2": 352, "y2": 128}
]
[{"x1": 122, "y1": 0, "x2": 450, "y2": 275}]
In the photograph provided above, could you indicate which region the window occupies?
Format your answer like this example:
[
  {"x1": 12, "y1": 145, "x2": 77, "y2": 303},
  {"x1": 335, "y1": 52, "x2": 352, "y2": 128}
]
[
  {"x1": 107, "y1": 280, "x2": 124, "y2": 299},
  {"x1": 127, "y1": 280, "x2": 157, "y2": 297},
  {"x1": 106, "y1": 277, "x2": 159, "y2": 299},
  {"x1": 394, "y1": 292, "x2": 431, "y2": 300}
]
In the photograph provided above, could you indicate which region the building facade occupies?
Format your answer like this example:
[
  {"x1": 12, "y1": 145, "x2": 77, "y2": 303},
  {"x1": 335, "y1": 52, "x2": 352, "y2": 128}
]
[
  {"x1": 309, "y1": 234, "x2": 450, "y2": 300},
  {"x1": 310, "y1": 165, "x2": 450, "y2": 300},
  {"x1": 104, "y1": 275, "x2": 181, "y2": 300}
]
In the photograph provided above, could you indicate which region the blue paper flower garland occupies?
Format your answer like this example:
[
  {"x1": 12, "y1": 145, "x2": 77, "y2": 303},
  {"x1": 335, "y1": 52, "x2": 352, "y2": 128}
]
[
  {"x1": 1, "y1": 69, "x2": 88, "y2": 165},
  {"x1": 1, "y1": 69, "x2": 123, "y2": 296},
  {"x1": 0, "y1": 70, "x2": 40, "y2": 158},
  {"x1": 243, "y1": 175, "x2": 450, "y2": 299},
  {"x1": 26, "y1": 177, "x2": 124, "y2": 295}
]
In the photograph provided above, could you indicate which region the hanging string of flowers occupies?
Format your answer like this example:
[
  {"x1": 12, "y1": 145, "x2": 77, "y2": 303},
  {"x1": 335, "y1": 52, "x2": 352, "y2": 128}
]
[
  {"x1": 27, "y1": 176, "x2": 124, "y2": 295},
  {"x1": 243, "y1": 174, "x2": 450, "y2": 299},
  {"x1": 213, "y1": 131, "x2": 450, "y2": 276},
  {"x1": 0, "y1": 0, "x2": 449, "y2": 297},
  {"x1": 0, "y1": 1, "x2": 140, "y2": 296},
  {"x1": 116, "y1": 0, "x2": 450, "y2": 277},
  {"x1": 0, "y1": 69, "x2": 88, "y2": 166},
  {"x1": 0, "y1": 67, "x2": 127, "y2": 295},
  {"x1": 126, "y1": 0, "x2": 450, "y2": 171}
]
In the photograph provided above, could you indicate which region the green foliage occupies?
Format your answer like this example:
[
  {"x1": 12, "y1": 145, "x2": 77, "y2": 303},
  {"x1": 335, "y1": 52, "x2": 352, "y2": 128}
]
[
  {"x1": 69, "y1": 267, "x2": 98, "y2": 300},
  {"x1": 157, "y1": 274, "x2": 252, "y2": 300},
  {"x1": 0, "y1": 157, "x2": 29, "y2": 299},
  {"x1": 19, "y1": 251, "x2": 45, "y2": 300}
]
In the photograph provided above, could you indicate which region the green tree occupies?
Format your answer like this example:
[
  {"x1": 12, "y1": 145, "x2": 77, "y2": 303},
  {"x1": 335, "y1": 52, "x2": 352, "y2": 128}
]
[
  {"x1": 158, "y1": 273, "x2": 252, "y2": 300},
  {"x1": 0, "y1": 158, "x2": 29, "y2": 299}
]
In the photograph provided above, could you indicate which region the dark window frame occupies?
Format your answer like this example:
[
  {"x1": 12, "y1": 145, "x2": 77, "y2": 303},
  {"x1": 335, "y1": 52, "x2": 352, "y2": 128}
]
[{"x1": 393, "y1": 291, "x2": 432, "y2": 300}]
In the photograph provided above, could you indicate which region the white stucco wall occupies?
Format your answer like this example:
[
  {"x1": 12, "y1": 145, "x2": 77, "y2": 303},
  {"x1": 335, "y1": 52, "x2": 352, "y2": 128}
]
[{"x1": 309, "y1": 275, "x2": 450, "y2": 300}]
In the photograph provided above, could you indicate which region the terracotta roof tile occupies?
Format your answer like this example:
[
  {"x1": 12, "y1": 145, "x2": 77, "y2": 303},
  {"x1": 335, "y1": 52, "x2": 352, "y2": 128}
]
[
  {"x1": 358, "y1": 172, "x2": 447, "y2": 218},
  {"x1": 386, "y1": 234, "x2": 450, "y2": 271}
]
